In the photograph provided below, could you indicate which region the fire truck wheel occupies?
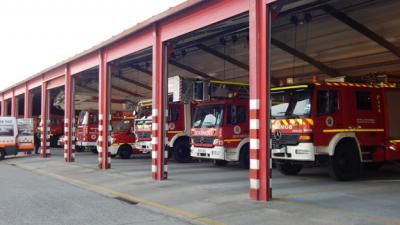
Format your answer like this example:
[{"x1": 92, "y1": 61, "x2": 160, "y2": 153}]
[
  {"x1": 173, "y1": 142, "x2": 192, "y2": 163},
  {"x1": 277, "y1": 161, "x2": 303, "y2": 175},
  {"x1": 76, "y1": 146, "x2": 84, "y2": 152},
  {"x1": 214, "y1": 160, "x2": 228, "y2": 166},
  {"x1": 239, "y1": 145, "x2": 250, "y2": 169},
  {"x1": 0, "y1": 149, "x2": 5, "y2": 160},
  {"x1": 118, "y1": 145, "x2": 132, "y2": 159},
  {"x1": 330, "y1": 140, "x2": 361, "y2": 181},
  {"x1": 91, "y1": 148, "x2": 98, "y2": 154}
]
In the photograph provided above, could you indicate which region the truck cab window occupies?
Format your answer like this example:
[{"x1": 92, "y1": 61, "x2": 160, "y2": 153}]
[
  {"x1": 168, "y1": 107, "x2": 179, "y2": 122},
  {"x1": 356, "y1": 91, "x2": 372, "y2": 110},
  {"x1": 317, "y1": 90, "x2": 338, "y2": 115},
  {"x1": 227, "y1": 105, "x2": 246, "y2": 124}
]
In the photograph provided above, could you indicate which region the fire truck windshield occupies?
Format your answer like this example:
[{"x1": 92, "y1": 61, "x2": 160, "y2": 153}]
[
  {"x1": 271, "y1": 88, "x2": 311, "y2": 118},
  {"x1": 138, "y1": 105, "x2": 152, "y2": 119},
  {"x1": 193, "y1": 104, "x2": 224, "y2": 128},
  {"x1": 77, "y1": 111, "x2": 98, "y2": 125},
  {"x1": 112, "y1": 120, "x2": 131, "y2": 132}
]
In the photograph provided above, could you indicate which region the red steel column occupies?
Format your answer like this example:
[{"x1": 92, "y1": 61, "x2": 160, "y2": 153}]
[
  {"x1": 64, "y1": 65, "x2": 75, "y2": 162},
  {"x1": 249, "y1": 0, "x2": 271, "y2": 201},
  {"x1": 1, "y1": 94, "x2": 5, "y2": 116},
  {"x1": 98, "y1": 50, "x2": 111, "y2": 169},
  {"x1": 151, "y1": 24, "x2": 168, "y2": 180},
  {"x1": 24, "y1": 83, "x2": 30, "y2": 118},
  {"x1": 40, "y1": 81, "x2": 51, "y2": 157},
  {"x1": 11, "y1": 89, "x2": 16, "y2": 117}
]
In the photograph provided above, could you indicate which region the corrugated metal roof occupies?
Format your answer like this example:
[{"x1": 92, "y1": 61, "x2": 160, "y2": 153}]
[{"x1": 1, "y1": 0, "x2": 205, "y2": 93}]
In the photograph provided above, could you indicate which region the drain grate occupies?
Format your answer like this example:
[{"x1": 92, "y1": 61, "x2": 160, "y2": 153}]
[{"x1": 114, "y1": 196, "x2": 139, "y2": 205}]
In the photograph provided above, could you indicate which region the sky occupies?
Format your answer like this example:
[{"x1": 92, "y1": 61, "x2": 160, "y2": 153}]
[{"x1": 0, "y1": 0, "x2": 186, "y2": 91}]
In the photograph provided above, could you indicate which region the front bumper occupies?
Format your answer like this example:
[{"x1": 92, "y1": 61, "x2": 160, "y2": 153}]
[
  {"x1": 134, "y1": 141, "x2": 152, "y2": 153},
  {"x1": 191, "y1": 146, "x2": 238, "y2": 161},
  {"x1": 272, "y1": 142, "x2": 316, "y2": 161},
  {"x1": 75, "y1": 141, "x2": 96, "y2": 147}
]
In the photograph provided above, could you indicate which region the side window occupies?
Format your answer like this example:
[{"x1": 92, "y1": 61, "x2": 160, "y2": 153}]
[
  {"x1": 168, "y1": 107, "x2": 179, "y2": 122},
  {"x1": 356, "y1": 91, "x2": 372, "y2": 110},
  {"x1": 317, "y1": 90, "x2": 338, "y2": 115},
  {"x1": 227, "y1": 105, "x2": 247, "y2": 124}
]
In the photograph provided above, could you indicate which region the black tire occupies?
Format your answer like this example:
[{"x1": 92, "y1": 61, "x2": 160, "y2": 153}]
[
  {"x1": 173, "y1": 141, "x2": 192, "y2": 163},
  {"x1": 0, "y1": 149, "x2": 5, "y2": 160},
  {"x1": 239, "y1": 144, "x2": 250, "y2": 169},
  {"x1": 329, "y1": 140, "x2": 361, "y2": 181},
  {"x1": 214, "y1": 160, "x2": 228, "y2": 166},
  {"x1": 110, "y1": 154, "x2": 117, "y2": 158},
  {"x1": 91, "y1": 148, "x2": 98, "y2": 154},
  {"x1": 277, "y1": 161, "x2": 303, "y2": 175},
  {"x1": 75, "y1": 146, "x2": 84, "y2": 152},
  {"x1": 118, "y1": 145, "x2": 132, "y2": 159}
]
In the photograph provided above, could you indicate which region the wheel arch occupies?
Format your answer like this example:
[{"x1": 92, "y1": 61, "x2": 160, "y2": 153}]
[
  {"x1": 328, "y1": 133, "x2": 362, "y2": 160},
  {"x1": 237, "y1": 138, "x2": 250, "y2": 160}
]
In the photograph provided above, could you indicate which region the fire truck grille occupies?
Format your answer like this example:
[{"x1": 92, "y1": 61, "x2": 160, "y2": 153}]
[
  {"x1": 136, "y1": 132, "x2": 151, "y2": 139},
  {"x1": 192, "y1": 136, "x2": 216, "y2": 145},
  {"x1": 272, "y1": 134, "x2": 299, "y2": 149}
]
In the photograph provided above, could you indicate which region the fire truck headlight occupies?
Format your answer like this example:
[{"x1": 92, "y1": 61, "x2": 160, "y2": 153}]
[
  {"x1": 110, "y1": 137, "x2": 116, "y2": 144},
  {"x1": 213, "y1": 139, "x2": 224, "y2": 146},
  {"x1": 295, "y1": 149, "x2": 310, "y2": 155}
]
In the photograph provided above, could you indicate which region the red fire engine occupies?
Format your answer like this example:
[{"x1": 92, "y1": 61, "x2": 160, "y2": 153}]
[
  {"x1": 190, "y1": 80, "x2": 250, "y2": 168},
  {"x1": 271, "y1": 82, "x2": 400, "y2": 180},
  {"x1": 108, "y1": 112, "x2": 141, "y2": 159},
  {"x1": 134, "y1": 76, "x2": 194, "y2": 163},
  {"x1": 76, "y1": 110, "x2": 98, "y2": 152}
]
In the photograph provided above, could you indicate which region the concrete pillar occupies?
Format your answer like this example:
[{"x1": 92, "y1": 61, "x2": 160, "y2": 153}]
[
  {"x1": 249, "y1": 0, "x2": 271, "y2": 201},
  {"x1": 64, "y1": 64, "x2": 75, "y2": 162},
  {"x1": 151, "y1": 25, "x2": 168, "y2": 180},
  {"x1": 98, "y1": 50, "x2": 111, "y2": 169},
  {"x1": 41, "y1": 81, "x2": 51, "y2": 157}
]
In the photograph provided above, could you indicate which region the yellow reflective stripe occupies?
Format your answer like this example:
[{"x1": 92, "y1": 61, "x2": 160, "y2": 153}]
[
  {"x1": 390, "y1": 140, "x2": 400, "y2": 143},
  {"x1": 271, "y1": 85, "x2": 308, "y2": 91},
  {"x1": 167, "y1": 130, "x2": 183, "y2": 134},
  {"x1": 281, "y1": 120, "x2": 289, "y2": 126},
  {"x1": 210, "y1": 80, "x2": 249, "y2": 86},
  {"x1": 224, "y1": 139, "x2": 242, "y2": 142},
  {"x1": 323, "y1": 129, "x2": 384, "y2": 133},
  {"x1": 306, "y1": 119, "x2": 314, "y2": 126}
]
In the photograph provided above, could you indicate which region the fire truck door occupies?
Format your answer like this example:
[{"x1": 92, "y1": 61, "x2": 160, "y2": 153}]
[{"x1": 313, "y1": 87, "x2": 343, "y2": 146}]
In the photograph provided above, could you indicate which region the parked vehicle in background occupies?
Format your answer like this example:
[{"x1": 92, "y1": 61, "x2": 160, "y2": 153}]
[
  {"x1": 109, "y1": 112, "x2": 141, "y2": 159},
  {"x1": 0, "y1": 117, "x2": 34, "y2": 160},
  {"x1": 48, "y1": 115, "x2": 63, "y2": 147},
  {"x1": 271, "y1": 82, "x2": 400, "y2": 180},
  {"x1": 76, "y1": 111, "x2": 98, "y2": 153},
  {"x1": 134, "y1": 76, "x2": 195, "y2": 163},
  {"x1": 190, "y1": 80, "x2": 250, "y2": 168}
]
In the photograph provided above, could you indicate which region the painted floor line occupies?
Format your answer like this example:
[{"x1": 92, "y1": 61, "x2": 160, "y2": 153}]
[{"x1": 10, "y1": 162, "x2": 226, "y2": 225}]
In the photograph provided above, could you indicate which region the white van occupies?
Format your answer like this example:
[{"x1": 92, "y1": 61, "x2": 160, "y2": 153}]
[{"x1": 0, "y1": 117, "x2": 34, "y2": 160}]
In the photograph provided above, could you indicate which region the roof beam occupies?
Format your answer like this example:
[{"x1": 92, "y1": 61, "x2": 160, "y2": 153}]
[
  {"x1": 131, "y1": 65, "x2": 152, "y2": 76},
  {"x1": 168, "y1": 60, "x2": 216, "y2": 80},
  {"x1": 322, "y1": 4, "x2": 400, "y2": 58},
  {"x1": 112, "y1": 86, "x2": 143, "y2": 97},
  {"x1": 271, "y1": 38, "x2": 343, "y2": 76},
  {"x1": 76, "y1": 84, "x2": 98, "y2": 93},
  {"x1": 196, "y1": 44, "x2": 249, "y2": 71},
  {"x1": 114, "y1": 75, "x2": 151, "y2": 90}
]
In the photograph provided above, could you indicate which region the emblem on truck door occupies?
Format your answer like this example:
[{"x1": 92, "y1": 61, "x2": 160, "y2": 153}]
[{"x1": 325, "y1": 116, "x2": 334, "y2": 127}]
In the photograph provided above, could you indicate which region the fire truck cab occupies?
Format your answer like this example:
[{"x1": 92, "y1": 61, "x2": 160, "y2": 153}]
[
  {"x1": 76, "y1": 110, "x2": 98, "y2": 152},
  {"x1": 190, "y1": 80, "x2": 250, "y2": 168},
  {"x1": 109, "y1": 112, "x2": 140, "y2": 159},
  {"x1": 134, "y1": 76, "x2": 194, "y2": 163},
  {"x1": 0, "y1": 117, "x2": 35, "y2": 160},
  {"x1": 271, "y1": 82, "x2": 400, "y2": 180}
]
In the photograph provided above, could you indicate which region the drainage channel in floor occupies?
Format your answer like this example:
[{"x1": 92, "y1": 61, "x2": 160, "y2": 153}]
[{"x1": 114, "y1": 196, "x2": 139, "y2": 205}]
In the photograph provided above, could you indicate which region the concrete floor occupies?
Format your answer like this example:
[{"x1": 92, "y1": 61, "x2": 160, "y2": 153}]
[
  {"x1": 0, "y1": 163, "x2": 197, "y2": 225},
  {"x1": 3, "y1": 149, "x2": 400, "y2": 225}
]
